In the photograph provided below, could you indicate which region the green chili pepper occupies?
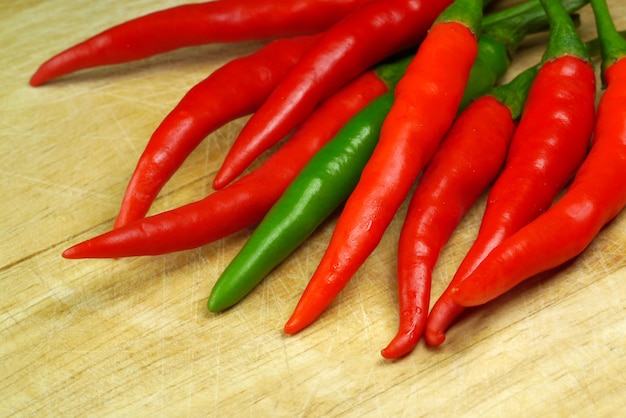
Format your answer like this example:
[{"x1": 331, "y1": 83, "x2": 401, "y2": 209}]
[
  {"x1": 459, "y1": 35, "x2": 509, "y2": 110},
  {"x1": 208, "y1": 49, "x2": 484, "y2": 312},
  {"x1": 208, "y1": 90, "x2": 396, "y2": 313}
]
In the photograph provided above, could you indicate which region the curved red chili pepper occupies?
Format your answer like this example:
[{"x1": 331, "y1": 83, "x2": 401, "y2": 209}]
[
  {"x1": 381, "y1": 64, "x2": 538, "y2": 358},
  {"x1": 30, "y1": 0, "x2": 366, "y2": 86},
  {"x1": 62, "y1": 69, "x2": 390, "y2": 258},
  {"x1": 451, "y1": 0, "x2": 626, "y2": 308},
  {"x1": 283, "y1": 0, "x2": 482, "y2": 336},
  {"x1": 381, "y1": 95, "x2": 517, "y2": 359},
  {"x1": 425, "y1": 0, "x2": 596, "y2": 346},
  {"x1": 212, "y1": 0, "x2": 454, "y2": 189},
  {"x1": 113, "y1": 35, "x2": 319, "y2": 229},
  {"x1": 451, "y1": 61, "x2": 626, "y2": 306}
]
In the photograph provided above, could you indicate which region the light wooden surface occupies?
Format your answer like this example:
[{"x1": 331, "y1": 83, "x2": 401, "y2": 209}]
[{"x1": 2, "y1": 1, "x2": 625, "y2": 416}]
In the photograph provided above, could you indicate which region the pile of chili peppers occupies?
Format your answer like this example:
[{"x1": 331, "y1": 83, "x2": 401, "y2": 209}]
[{"x1": 34, "y1": 0, "x2": 626, "y2": 359}]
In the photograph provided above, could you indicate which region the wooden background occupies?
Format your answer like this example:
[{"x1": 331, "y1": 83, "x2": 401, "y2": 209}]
[{"x1": 2, "y1": 1, "x2": 625, "y2": 416}]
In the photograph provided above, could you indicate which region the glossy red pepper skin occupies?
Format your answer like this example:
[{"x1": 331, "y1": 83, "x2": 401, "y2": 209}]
[
  {"x1": 62, "y1": 70, "x2": 390, "y2": 259},
  {"x1": 29, "y1": 0, "x2": 366, "y2": 86},
  {"x1": 113, "y1": 35, "x2": 319, "y2": 228},
  {"x1": 283, "y1": 0, "x2": 481, "y2": 335},
  {"x1": 426, "y1": 57, "x2": 596, "y2": 345},
  {"x1": 452, "y1": 61, "x2": 626, "y2": 306},
  {"x1": 380, "y1": 65, "x2": 538, "y2": 357},
  {"x1": 451, "y1": 0, "x2": 626, "y2": 307},
  {"x1": 212, "y1": 0, "x2": 454, "y2": 188},
  {"x1": 425, "y1": 16, "x2": 596, "y2": 345},
  {"x1": 381, "y1": 95, "x2": 516, "y2": 359}
]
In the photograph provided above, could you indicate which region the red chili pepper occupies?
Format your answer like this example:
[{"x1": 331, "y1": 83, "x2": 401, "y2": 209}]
[
  {"x1": 62, "y1": 63, "x2": 399, "y2": 259},
  {"x1": 29, "y1": 0, "x2": 366, "y2": 86},
  {"x1": 212, "y1": 0, "x2": 454, "y2": 189},
  {"x1": 380, "y1": 65, "x2": 538, "y2": 360},
  {"x1": 451, "y1": 0, "x2": 626, "y2": 307},
  {"x1": 283, "y1": 0, "x2": 482, "y2": 335},
  {"x1": 425, "y1": 0, "x2": 596, "y2": 346},
  {"x1": 113, "y1": 34, "x2": 319, "y2": 229}
]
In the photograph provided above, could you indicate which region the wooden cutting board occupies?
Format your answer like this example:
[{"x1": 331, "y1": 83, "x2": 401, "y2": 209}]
[{"x1": 2, "y1": 1, "x2": 625, "y2": 416}]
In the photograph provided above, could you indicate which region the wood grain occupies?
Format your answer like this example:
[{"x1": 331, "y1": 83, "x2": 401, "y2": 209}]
[{"x1": 2, "y1": 1, "x2": 625, "y2": 416}]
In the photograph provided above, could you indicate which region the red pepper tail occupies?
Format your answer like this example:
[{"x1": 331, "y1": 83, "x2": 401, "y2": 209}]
[
  {"x1": 212, "y1": 112, "x2": 292, "y2": 190},
  {"x1": 30, "y1": 53, "x2": 76, "y2": 86},
  {"x1": 283, "y1": 289, "x2": 334, "y2": 335},
  {"x1": 62, "y1": 241, "x2": 97, "y2": 259},
  {"x1": 29, "y1": 68, "x2": 51, "y2": 87},
  {"x1": 283, "y1": 316, "x2": 311, "y2": 336},
  {"x1": 284, "y1": 244, "x2": 365, "y2": 334},
  {"x1": 380, "y1": 327, "x2": 423, "y2": 360},
  {"x1": 424, "y1": 294, "x2": 466, "y2": 346},
  {"x1": 212, "y1": 161, "x2": 239, "y2": 190},
  {"x1": 61, "y1": 220, "x2": 173, "y2": 259},
  {"x1": 61, "y1": 234, "x2": 121, "y2": 259}
]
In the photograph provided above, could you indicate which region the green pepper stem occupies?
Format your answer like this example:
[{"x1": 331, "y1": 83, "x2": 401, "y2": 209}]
[
  {"x1": 585, "y1": 30, "x2": 626, "y2": 60},
  {"x1": 540, "y1": 0, "x2": 590, "y2": 61},
  {"x1": 435, "y1": 0, "x2": 484, "y2": 36},
  {"x1": 482, "y1": 0, "x2": 585, "y2": 26},
  {"x1": 589, "y1": 0, "x2": 626, "y2": 74},
  {"x1": 482, "y1": 0, "x2": 588, "y2": 56},
  {"x1": 490, "y1": 64, "x2": 539, "y2": 120}
]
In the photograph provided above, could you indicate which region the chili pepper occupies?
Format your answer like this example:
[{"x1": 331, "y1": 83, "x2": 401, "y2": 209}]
[
  {"x1": 205, "y1": 9, "x2": 527, "y2": 313},
  {"x1": 30, "y1": 0, "x2": 367, "y2": 86},
  {"x1": 458, "y1": 0, "x2": 587, "y2": 111},
  {"x1": 208, "y1": 90, "x2": 399, "y2": 312},
  {"x1": 213, "y1": 0, "x2": 586, "y2": 189},
  {"x1": 113, "y1": 0, "x2": 567, "y2": 229},
  {"x1": 62, "y1": 57, "x2": 407, "y2": 259},
  {"x1": 210, "y1": 0, "x2": 585, "y2": 187},
  {"x1": 451, "y1": 0, "x2": 626, "y2": 307},
  {"x1": 211, "y1": 0, "x2": 455, "y2": 189},
  {"x1": 425, "y1": 0, "x2": 596, "y2": 346},
  {"x1": 113, "y1": 34, "x2": 319, "y2": 229},
  {"x1": 62, "y1": 8, "x2": 517, "y2": 261},
  {"x1": 206, "y1": 6, "x2": 555, "y2": 314},
  {"x1": 381, "y1": 66, "x2": 538, "y2": 360},
  {"x1": 283, "y1": 0, "x2": 484, "y2": 335}
]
